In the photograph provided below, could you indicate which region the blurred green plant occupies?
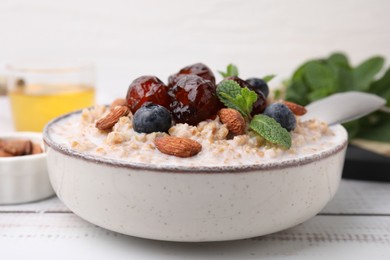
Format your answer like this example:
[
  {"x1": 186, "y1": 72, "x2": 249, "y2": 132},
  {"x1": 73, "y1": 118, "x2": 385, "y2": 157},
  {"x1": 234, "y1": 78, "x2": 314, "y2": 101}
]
[{"x1": 283, "y1": 52, "x2": 390, "y2": 141}]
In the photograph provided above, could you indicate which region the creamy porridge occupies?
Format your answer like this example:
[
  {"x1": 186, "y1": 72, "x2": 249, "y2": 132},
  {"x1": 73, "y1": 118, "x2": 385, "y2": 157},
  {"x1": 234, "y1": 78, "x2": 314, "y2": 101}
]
[{"x1": 48, "y1": 105, "x2": 346, "y2": 167}]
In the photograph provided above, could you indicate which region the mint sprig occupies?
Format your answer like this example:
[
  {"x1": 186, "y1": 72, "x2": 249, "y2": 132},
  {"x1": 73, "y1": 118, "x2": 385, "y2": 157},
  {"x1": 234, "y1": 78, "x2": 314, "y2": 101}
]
[
  {"x1": 218, "y1": 64, "x2": 239, "y2": 78},
  {"x1": 262, "y1": 74, "x2": 276, "y2": 83},
  {"x1": 216, "y1": 79, "x2": 292, "y2": 149},
  {"x1": 284, "y1": 52, "x2": 390, "y2": 142},
  {"x1": 216, "y1": 80, "x2": 257, "y2": 120},
  {"x1": 249, "y1": 115, "x2": 292, "y2": 149}
]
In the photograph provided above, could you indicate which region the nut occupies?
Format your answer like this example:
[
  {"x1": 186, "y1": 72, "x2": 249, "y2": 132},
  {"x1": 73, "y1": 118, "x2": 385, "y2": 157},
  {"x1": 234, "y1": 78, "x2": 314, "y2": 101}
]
[
  {"x1": 0, "y1": 149, "x2": 13, "y2": 157},
  {"x1": 110, "y1": 98, "x2": 127, "y2": 111},
  {"x1": 154, "y1": 136, "x2": 202, "y2": 158},
  {"x1": 0, "y1": 139, "x2": 32, "y2": 156},
  {"x1": 282, "y1": 101, "x2": 307, "y2": 116},
  {"x1": 32, "y1": 142, "x2": 43, "y2": 154},
  {"x1": 96, "y1": 106, "x2": 130, "y2": 131},
  {"x1": 218, "y1": 108, "x2": 246, "y2": 135}
]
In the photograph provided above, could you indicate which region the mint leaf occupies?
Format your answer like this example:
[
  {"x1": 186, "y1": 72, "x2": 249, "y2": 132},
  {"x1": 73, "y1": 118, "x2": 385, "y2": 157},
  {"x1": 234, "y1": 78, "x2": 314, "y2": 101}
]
[
  {"x1": 236, "y1": 87, "x2": 257, "y2": 116},
  {"x1": 227, "y1": 64, "x2": 239, "y2": 77},
  {"x1": 217, "y1": 80, "x2": 241, "y2": 107},
  {"x1": 291, "y1": 61, "x2": 312, "y2": 82},
  {"x1": 342, "y1": 120, "x2": 360, "y2": 140},
  {"x1": 353, "y1": 56, "x2": 384, "y2": 91},
  {"x1": 273, "y1": 89, "x2": 282, "y2": 100},
  {"x1": 262, "y1": 74, "x2": 276, "y2": 83},
  {"x1": 337, "y1": 66, "x2": 355, "y2": 92},
  {"x1": 216, "y1": 80, "x2": 257, "y2": 119},
  {"x1": 370, "y1": 67, "x2": 390, "y2": 105},
  {"x1": 304, "y1": 61, "x2": 337, "y2": 93},
  {"x1": 285, "y1": 52, "x2": 389, "y2": 143},
  {"x1": 285, "y1": 80, "x2": 310, "y2": 105},
  {"x1": 249, "y1": 115, "x2": 292, "y2": 149},
  {"x1": 218, "y1": 64, "x2": 239, "y2": 78},
  {"x1": 356, "y1": 113, "x2": 390, "y2": 142},
  {"x1": 328, "y1": 52, "x2": 350, "y2": 68}
]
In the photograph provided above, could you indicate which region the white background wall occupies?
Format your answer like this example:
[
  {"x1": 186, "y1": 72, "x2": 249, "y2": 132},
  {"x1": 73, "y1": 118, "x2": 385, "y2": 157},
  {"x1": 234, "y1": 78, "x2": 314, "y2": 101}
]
[{"x1": 0, "y1": 0, "x2": 389, "y2": 103}]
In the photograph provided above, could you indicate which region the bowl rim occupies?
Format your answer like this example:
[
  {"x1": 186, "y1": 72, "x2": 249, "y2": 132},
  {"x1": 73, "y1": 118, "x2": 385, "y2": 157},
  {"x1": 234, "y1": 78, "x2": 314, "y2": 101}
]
[
  {"x1": 43, "y1": 109, "x2": 348, "y2": 173},
  {"x1": 0, "y1": 132, "x2": 46, "y2": 162}
]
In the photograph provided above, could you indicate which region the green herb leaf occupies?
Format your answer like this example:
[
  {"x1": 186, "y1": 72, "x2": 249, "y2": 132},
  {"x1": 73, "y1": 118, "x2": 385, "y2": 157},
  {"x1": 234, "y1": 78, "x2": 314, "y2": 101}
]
[
  {"x1": 249, "y1": 115, "x2": 292, "y2": 149},
  {"x1": 304, "y1": 61, "x2": 337, "y2": 93},
  {"x1": 218, "y1": 64, "x2": 239, "y2": 78},
  {"x1": 273, "y1": 89, "x2": 282, "y2": 100},
  {"x1": 336, "y1": 66, "x2": 355, "y2": 92},
  {"x1": 291, "y1": 62, "x2": 309, "y2": 82},
  {"x1": 285, "y1": 80, "x2": 310, "y2": 105},
  {"x1": 308, "y1": 88, "x2": 331, "y2": 102},
  {"x1": 356, "y1": 113, "x2": 390, "y2": 142},
  {"x1": 216, "y1": 80, "x2": 257, "y2": 119},
  {"x1": 353, "y1": 56, "x2": 384, "y2": 91},
  {"x1": 262, "y1": 74, "x2": 276, "y2": 83},
  {"x1": 328, "y1": 52, "x2": 350, "y2": 68},
  {"x1": 285, "y1": 52, "x2": 389, "y2": 143},
  {"x1": 342, "y1": 120, "x2": 360, "y2": 140},
  {"x1": 216, "y1": 80, "x2": 241, "y2": 107},
  {"x1": 370, "y1": 67, "x2": 390, "y2": 105}
]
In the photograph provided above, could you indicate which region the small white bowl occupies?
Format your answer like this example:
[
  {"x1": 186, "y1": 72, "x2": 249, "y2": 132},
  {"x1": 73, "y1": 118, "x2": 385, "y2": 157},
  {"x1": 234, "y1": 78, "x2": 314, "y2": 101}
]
[
  {"x1": 0, "y1": 132, "x2": 55, "y2": 204},
  {"x1": 43, "y1": 112, "x2": 348, "y2": 242}
]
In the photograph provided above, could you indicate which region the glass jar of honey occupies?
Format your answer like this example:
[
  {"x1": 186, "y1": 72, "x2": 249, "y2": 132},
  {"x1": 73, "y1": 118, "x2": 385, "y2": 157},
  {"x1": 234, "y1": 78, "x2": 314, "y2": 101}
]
[{"x1": 6, "y1": 60, "x2": 95, "y2": 132}]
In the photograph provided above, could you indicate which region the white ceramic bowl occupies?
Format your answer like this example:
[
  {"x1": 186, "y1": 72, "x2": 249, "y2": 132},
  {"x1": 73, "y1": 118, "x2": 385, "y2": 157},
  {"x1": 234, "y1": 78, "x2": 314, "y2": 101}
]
[
  {"x1": 0, "y1": 132, "x2": 55, "y2": 204},
  {"x1": 43, "y1": 113, "x2": 348, "y2": 242}
]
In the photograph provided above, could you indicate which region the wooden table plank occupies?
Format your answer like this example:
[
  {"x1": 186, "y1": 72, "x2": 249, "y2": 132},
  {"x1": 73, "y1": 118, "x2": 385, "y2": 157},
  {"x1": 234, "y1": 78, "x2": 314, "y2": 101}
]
[
  {"x1": 0, "y1": 196, "x2": 69, "y2": 213},
  {"x1": 1, "y1": 179, "x2": 389, "y2": 215},
  {"x1": 322, "y1": 179, "x2": 390, "y2": 214},
  {"x1": 0, "y1": 213, "x2": 389, "y2": 259}
]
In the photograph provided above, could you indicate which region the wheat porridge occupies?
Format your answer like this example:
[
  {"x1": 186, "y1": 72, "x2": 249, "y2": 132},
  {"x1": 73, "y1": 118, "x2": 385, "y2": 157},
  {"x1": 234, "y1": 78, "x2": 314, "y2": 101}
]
[
  {"x1": 47, "y1": 63, "x2": 348, "y2": 167},
  {"x1": 48, "y1": 105, "x2": 345, "y2": 167}
]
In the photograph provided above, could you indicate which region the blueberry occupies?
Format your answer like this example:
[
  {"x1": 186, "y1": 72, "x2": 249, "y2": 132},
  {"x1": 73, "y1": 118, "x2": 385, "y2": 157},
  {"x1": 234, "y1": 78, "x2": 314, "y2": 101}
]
[
  {"x1": 246, "y1": 78, "x2": 269, "y2": 98},
  {"x1": 263, "y1": 103, "x2": 296, "y2": 131},
  {"x1": 133, "y1": 103, "x2": 172, "y2": 133}
]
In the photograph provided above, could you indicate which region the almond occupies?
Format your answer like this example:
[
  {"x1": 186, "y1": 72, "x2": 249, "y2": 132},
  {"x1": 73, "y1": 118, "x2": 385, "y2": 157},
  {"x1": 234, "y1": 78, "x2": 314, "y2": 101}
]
[
  {"x1": 96, "y1": 106, "x2": 130, "y2": 131},
  {"x1": 154, "y1": 136, "x2": 202, "y2": 158},
  {"x1": 0, "y1": 139, "x2": 32, "y2": 156},
  {"x1": 0, "y1": 149, "x2": 13, "y2": 157},
  {"x1": 32, "y1": 142, "x2": 43, "y2": 154},
  {"x1": 24, "y1": 140, "x2": 33, "y2": 155},
  {"x1": 218, "y1": 108, "x2": 246, "y2": 135},
  {"x1": 110, "y1": 98, "x2": 127, "y2": 111},
  {"x1": 282, "y1": 101, "x2": 307, "y2": 116}
]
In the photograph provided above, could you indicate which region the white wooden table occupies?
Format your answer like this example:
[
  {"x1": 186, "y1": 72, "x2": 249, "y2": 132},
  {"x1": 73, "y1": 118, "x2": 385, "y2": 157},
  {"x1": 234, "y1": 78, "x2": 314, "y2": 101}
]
[{"x1": 1, "y1": 97, "x2": 390, "y2": 259}]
